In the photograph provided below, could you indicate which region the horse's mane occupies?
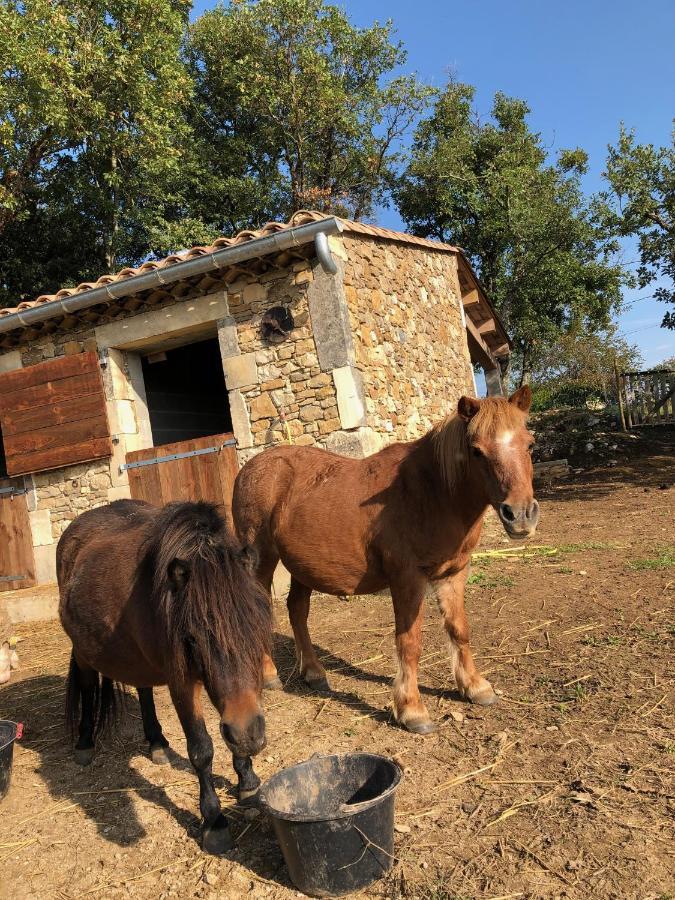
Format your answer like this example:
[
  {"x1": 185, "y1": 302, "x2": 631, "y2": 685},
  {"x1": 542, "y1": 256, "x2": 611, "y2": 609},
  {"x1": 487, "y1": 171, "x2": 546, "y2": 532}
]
[
  {"x1": 142, "y1": 502, "x2": 272, "y2": 689},
  {"x1": 431, "y1": 397, "x2": 527, "y2": 490}
]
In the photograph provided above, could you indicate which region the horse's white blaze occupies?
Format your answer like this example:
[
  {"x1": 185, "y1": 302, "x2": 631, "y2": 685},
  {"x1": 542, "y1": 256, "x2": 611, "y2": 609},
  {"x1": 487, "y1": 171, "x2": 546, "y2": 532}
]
[{"x1": 496, "y1": 430, "x2": 515, "y2": 446}]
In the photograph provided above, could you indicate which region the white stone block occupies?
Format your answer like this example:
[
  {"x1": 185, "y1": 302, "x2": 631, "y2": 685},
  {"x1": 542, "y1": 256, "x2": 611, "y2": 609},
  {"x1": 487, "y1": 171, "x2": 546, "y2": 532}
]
[
  {"x1": 229, "y1": 390, "x2": 253, "y2": 449},
  {"x1": 107, "y1": 485, "x2": 132, "y2": 503},
  {"x1": 29, "y1": 509, "x2": 53, "y2": 547},
  {"x1": 222, "y1": 353, "x2": 257, "y2": 390},
  {"x1": 0, "y1": 350, "x2": 22, "y2": 373},
  {"x1": 332, "y1": 365, "x2": 367, "y2": 429}
]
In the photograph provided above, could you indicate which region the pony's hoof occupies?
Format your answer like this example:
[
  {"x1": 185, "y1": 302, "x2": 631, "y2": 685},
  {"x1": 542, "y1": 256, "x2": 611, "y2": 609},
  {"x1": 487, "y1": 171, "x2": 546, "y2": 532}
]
[
  {"x1": 150, "y1": 746, "x2": 170, "y2": 765},
  {"x1": 468, "y1": 687, "x2": 499, "y2": 706},
  {"x1": 264, "y1": 676, "x2": 284, "y2": 691},
  {"x1": 202, "y1": 815, "x2": 233, "y2": 856},
  {"x1": 238, "y1": 786, "x2": 260, "y2": 807},
  {"x1": 305, "y1": 674, "x2": 331, "y2": 694},
  {"x1": 74, "y1": 747, "x2": 95, "y2": 766},
  {"x1": 402, "y1": 717, "x2": 437, "y2": 735}
]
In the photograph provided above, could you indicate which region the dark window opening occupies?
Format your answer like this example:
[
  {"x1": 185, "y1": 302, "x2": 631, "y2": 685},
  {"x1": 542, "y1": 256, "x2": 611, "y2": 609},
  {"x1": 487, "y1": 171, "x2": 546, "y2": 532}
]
[{"x1": 141, "y1": 338, "x2": 232, "y2": 447}]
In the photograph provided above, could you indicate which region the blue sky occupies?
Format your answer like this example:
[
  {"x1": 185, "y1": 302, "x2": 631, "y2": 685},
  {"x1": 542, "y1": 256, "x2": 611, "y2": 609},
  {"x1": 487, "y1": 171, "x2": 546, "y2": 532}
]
[{"x1": 192, "y1": 0, "x2": 675, "y2": 367}]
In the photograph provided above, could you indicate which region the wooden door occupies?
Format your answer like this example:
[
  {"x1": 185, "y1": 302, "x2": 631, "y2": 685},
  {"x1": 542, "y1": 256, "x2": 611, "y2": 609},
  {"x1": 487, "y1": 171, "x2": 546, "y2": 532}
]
[
  {"x1": 125, "y1": 432, "x2": 239, "y2": 524},
  {"x1": 0, "y1": 490, "x2": 36, "y2": 592}
]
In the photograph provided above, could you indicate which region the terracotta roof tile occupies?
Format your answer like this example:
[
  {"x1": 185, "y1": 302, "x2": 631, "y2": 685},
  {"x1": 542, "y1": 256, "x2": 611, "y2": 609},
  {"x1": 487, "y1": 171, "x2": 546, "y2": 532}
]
[{"x1": 0, "y1": 210, "x2": 460, "y2": 319}]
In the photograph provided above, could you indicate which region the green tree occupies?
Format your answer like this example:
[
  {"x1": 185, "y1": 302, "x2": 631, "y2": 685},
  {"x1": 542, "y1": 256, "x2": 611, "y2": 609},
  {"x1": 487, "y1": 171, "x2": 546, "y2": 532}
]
[
  {"x1": 603, "y1": 124, "x2": 675, "y2": 328},
  {"x1": 184, "y1": 0, "x2": 430, "y2": 231},
  {"x1": 395, "y1": 82, "x2": 625, "y2": 382},
  {"x1": 0, "y1": 0, "x2": 192, "y2": 306}
]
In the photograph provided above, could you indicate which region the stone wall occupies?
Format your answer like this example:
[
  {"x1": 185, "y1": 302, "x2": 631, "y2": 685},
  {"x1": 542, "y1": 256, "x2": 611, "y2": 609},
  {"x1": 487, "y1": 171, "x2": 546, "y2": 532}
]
[
  {"x1": 218, "y1": 260, "x2": 341, "y2": 464},
  {"x1": 342, "y1": 235, "x2": 475, "y2": 442}
]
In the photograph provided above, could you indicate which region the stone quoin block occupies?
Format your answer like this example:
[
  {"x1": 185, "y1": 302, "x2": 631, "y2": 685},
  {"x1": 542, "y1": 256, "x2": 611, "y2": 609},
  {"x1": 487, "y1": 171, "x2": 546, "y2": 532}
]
[
  {"x1": 332, "y1": 365, "x2": 367, "y2": 430},
  {"x1": 222, "y1": 352, "x2": 258, "y2": 390}
]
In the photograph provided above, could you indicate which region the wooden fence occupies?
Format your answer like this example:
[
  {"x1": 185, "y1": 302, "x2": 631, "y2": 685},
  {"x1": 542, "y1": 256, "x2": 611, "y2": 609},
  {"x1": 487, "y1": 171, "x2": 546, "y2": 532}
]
[{"x1": 618, "y1": 369, "x2": 675, "y2": 427}]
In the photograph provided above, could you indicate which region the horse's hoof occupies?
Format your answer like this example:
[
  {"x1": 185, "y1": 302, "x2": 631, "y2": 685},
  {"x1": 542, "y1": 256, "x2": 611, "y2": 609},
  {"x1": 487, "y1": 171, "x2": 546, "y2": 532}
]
[
  {"x1": 305, "y1": 674, "x2": 331, "y2": 694},
  {"x1": 74, "y1": 747, "x2": 95, "y2": 766},
  {"x1": 402, "y1": 717, "x2": 437, "y2": 735},
  {"x1": 150, "y1": 746, "x2": 170, "y2": 765},
  {"x1": 469, "y1": 688, "x2": 499, "y2": 707},
  {"x1": 264, "y1": 676, "x2": 284, "y2": 691},
  {"x1": 201, "y1": 815, "x2": 233, "y2": 856},
  {"x1": 238, "y1": 786, "x2": 260, "y2": 807}
]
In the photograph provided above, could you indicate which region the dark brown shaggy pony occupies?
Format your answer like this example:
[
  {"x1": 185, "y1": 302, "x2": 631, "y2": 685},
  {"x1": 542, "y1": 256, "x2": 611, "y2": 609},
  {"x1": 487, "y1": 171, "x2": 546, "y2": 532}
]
[
  {"x1": 58, "y1": 499, "x2": 272, "y2": 854},
  {"x1": 233, "y1": 388, "x2": 539, "y2": 734}
]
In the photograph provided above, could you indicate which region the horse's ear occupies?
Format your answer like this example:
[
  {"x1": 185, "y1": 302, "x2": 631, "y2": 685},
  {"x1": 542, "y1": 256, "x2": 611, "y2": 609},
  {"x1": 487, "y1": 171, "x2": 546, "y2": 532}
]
[
  {"x1": 238, "y1": 545, "x2": 258, "y2": 575},
  {"x1": 457, "y1": 396, "x2": 481, "y2": 422},
  {"x1": 168, "y1": 558, "x2": 190, "y2": 590},
  {"x1": 509, "y1": 385, "x2": 532, "y2": 412}
]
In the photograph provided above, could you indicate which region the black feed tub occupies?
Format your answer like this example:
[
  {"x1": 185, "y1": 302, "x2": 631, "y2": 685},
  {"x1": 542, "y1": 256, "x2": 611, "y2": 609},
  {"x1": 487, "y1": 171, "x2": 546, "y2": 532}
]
[
  {"x1": 0, "y1": 720, "x2": 19, "y2": 801},
  {"x1": 259, "y1": 752, "x2": 402, "y2": 897}
]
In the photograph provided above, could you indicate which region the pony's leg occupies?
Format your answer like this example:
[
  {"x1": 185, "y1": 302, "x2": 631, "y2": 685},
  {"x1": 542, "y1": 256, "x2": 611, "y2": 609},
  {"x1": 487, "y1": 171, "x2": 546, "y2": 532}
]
[
  {"x1": 287, "y1": 577, "x2": 329, "y2": 691},
  {"x1": 170, "y1": 681, "x2": 232, "y2": 855},
  {"x1": 73, "y1": 662, "x2": 98, "y2": 766},
  {"x1": 232, "y1": 754, "x2": 260, "y2": 806},
  {"x1": 436, "y1": 569, "x2": 497, "y2": 706},
  {"x1": 137, "y1": 687, "x2": 170, "y2": 764},
  {"x1": 257, "y1": 545, "x2": 283, "y2": 691},
  {"x1": 391, "y1": 576, "x2": 435, "y2": 734}
]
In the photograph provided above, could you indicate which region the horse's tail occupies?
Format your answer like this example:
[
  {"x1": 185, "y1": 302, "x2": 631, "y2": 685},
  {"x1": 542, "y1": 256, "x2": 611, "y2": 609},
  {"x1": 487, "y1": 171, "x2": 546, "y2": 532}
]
[
  {"x1": 147, "y1": 501, "x2": 273, "y2": 687},
  {"x1": 64, "y1": 651, "x2": 122, "y2": 742}
]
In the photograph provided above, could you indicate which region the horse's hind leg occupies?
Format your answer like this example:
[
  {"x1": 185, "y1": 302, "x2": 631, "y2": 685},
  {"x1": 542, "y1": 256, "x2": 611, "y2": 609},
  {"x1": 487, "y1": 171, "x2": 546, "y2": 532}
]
[
  {"x1": 254, "y1": 541, "x2": 283, "y2": 690},
  {"x1": 138, "y1": 687, "x2": 170, "y2": 764},
  {"x1": 287, "y1": 577, "x2": 329, "y2": 692},
  {"x1": 67, "y1": 656, "x2": 98, "y2": 766},
  {"x1": 170, "y1": 680, "x2": 232, "y2": 855}
]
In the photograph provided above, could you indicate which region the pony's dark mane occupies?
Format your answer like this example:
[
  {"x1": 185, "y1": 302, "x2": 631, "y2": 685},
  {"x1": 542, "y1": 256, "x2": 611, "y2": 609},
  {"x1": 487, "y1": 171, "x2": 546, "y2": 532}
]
[{"x1": 143, "y1": 501, "x2": 272, "y2": 690}]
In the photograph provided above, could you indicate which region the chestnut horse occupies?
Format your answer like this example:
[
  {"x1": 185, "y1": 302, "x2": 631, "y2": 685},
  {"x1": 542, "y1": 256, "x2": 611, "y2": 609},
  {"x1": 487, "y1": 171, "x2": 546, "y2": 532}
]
[
  {"x1": 233, "y1": 387, "x2": 539, "y2": 734},
  {"x1": 57, "y1": 499, "x2": 272, "y2": 853}
]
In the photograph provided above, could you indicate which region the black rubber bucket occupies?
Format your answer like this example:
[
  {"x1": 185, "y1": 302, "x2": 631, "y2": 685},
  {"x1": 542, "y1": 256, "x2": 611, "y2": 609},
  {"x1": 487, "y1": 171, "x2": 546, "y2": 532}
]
[
  {"x1": 0, "y1": 721, "x2": 19, "y2": 801},
  {"x1": 259, "y1": 753, "x2": 402, "y2": 897}
]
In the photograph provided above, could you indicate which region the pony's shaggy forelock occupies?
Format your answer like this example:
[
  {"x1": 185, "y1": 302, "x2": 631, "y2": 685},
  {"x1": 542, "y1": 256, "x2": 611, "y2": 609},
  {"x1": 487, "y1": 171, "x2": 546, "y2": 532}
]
[
  {"x1": 432, "y1": 397, "x2": 528, "y2": 489},
  {"x1": 143, "y1": 502, "x2": 272, "y2": 691}
]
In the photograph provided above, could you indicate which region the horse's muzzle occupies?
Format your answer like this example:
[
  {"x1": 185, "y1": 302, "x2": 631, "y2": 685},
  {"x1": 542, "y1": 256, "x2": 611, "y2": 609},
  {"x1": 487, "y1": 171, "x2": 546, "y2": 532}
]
[
  {"x1": 498, "y1": 500, "x2": 540, "y2": 537},
  {"x1": 220, "y1": 714, "x2": 266, "y2": 757}
]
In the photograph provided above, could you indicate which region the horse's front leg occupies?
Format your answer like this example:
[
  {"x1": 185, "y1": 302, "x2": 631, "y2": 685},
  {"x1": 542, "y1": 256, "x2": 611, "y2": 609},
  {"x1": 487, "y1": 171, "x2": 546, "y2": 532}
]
[
  {"x1": 170, "y1": 681, "x2": 232, "y2": 855},
  {"x1": 391, "y1": 574, "x2": 435, "y2": 734},
  {"x1": 436, "y1": 567, "x2": 498, "y2": 706},
  {"x1": 233, "y1": 754, "x2": 261, "y2": 806}
]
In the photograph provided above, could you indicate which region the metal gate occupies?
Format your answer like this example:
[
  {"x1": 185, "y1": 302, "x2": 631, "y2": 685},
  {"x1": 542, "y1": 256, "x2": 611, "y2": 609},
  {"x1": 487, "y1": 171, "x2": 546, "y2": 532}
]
[
  {"x1": 123, "y1": 432, "x2": 239, "y2": 524},
  {"x1": 0, "y1": 486, "x2": 36, "y2": 592},
  {"x1": 618, "y1": 369, "x2": 675, "y2": 428}
]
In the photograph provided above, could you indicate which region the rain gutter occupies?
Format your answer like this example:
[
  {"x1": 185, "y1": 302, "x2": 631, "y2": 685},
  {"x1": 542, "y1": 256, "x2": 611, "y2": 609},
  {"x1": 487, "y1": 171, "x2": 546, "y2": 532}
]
[{"x1": 0, "y1": 217, "x2": 344, "y2": 335}]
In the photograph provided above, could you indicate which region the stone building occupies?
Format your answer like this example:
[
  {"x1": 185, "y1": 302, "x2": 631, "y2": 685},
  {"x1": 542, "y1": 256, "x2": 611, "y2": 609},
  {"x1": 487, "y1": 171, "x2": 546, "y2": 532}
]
[{"x1": 0, "y1": 211, "x2": 509, "y2": 590}]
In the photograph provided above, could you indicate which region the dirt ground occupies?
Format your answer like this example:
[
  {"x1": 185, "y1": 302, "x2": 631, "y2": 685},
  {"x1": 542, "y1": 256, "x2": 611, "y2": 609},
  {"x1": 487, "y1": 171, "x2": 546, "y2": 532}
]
[{"x1": 1, "y1": 442, "x2": 674, "y2": 900}]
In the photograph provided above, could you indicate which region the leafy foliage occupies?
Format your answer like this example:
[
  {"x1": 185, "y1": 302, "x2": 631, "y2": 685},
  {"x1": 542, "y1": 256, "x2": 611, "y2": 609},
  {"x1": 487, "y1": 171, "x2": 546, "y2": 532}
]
[
  {"x1": 184, "y1": 0, "x2": 430, "y2": 229},
  {"x1": 0, "y1": 0, "x2": 192, "y2": 304},
  {"x1": 395, "y1": 82, "x2": 626, "y2": 379},
  {"x1": 603, "y1": 125, "x2": 675, "y2": 328}
]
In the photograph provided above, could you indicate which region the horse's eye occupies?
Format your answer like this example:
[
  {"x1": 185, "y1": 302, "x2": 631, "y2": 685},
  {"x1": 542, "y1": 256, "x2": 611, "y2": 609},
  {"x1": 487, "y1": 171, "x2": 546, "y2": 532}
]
[
  {"x1": 528, "y1": 443, "x2": 535, "y2": 454},
  {"x1": 472, "y1": 447, "x2": 484, "y2": 459}
]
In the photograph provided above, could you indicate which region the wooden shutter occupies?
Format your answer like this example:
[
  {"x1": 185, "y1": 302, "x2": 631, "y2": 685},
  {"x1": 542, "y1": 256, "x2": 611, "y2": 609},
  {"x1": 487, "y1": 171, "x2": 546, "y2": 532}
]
[{"x1": 0, "y1": 351, "x2": 112, "y2": 476}]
